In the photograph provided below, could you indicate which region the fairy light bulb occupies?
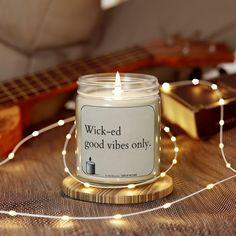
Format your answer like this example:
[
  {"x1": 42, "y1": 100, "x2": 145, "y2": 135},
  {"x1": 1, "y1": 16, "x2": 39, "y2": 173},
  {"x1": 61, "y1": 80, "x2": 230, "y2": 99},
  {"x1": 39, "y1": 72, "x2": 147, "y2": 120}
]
[
  {"x1": 58, "y1": 120, "x2": 65, "y2": 126},
  {"x1": 163, "y1": 203, "x2": 172, "y2": 208},
  {"x1": 113, "y1": 214, "x2": 122, "y2": 219},
  {"x1": 226, "y1": 163, "x2": 231, "y2": 168},
  {"x1": 0, "y1": 80, "x2": 234, "y2": 222},
  {"x1": 66, "y1": 134, "x2": 72, "y2": 140},
  {"x1": 62, "y1": 150, "x2": 67, "y2": 155},
  {"x1": 211, "y1": 84, "x2": 218, "y2": 90},
  {"x1": 219, "y1": 120, "x2": 224, "y2": 126},
  {"x1": 161, "y1": 82, "x2": 171, "y2": 92},
  {"x1": 127, "y1": 184, "x2": 135, "y2": 189},
  {"x1": 219, "y1": 98, "x2": 225, "y2": 105},
  {"x1": 8, "y1": 152, "x2": 15, "y2": 159},
  {"x1": 174, "y1": 147, "x2": 179, "y2": 153},
  {"x1": 8, "y1": 210, "x2": 17, "y2": 216},
  {"x1": 164, "y1": 127, "x2": 170, "y2": 133},
  {"x1": 64, "y1": 167, "x2": 69, "y2": 173},
  {"x1": 219, "y1": 143, "x2": 224, "y2": 149},
  {"x1": 192, "y1": 78, "x2": 199, "y2": 85},
  {"x1": 84, "y1": 183, "x2": 90, "y2": 188},
  {"x1": 206, "y1": 184, "x2": 214, "y2": 189},
  {"x1": 61, "y1": 215, "x2": 70, "y2": 221},
  {"x1": 160, "y1": 172, "x2": 166, "y2": 177},
  {"x1": 172, "y1": 159, "x2": 177, "y2": 164},
  {"x1": 32, "y1": 131, "x2": 39, "y2": 137},
  {"x1": 171, "y1": 136, "x2": 176, "y2": 142}
]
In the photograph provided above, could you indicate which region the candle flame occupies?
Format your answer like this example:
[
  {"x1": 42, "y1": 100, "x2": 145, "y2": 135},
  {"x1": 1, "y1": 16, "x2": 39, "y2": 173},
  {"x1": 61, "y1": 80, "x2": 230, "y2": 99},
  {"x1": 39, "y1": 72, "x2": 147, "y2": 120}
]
[{"x1": 113, "y1": 72, "x2": 123, "y2": 96}]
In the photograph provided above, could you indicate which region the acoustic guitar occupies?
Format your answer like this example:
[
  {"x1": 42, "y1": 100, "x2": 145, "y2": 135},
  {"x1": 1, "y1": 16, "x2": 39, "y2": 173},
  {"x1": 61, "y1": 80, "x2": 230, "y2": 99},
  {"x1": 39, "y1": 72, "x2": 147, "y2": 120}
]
[{"x1": 0, "y1": 37, "x2": 233, "y2": 157}]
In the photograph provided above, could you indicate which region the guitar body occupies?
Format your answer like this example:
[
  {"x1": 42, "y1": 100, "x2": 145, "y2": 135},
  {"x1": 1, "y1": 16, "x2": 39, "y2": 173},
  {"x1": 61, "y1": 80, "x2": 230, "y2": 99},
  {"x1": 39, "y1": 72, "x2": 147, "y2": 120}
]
[
  {"x1": 0, "y1": 106, "x2": 22, "y2": 156},
  {"x1": 0, "y1": 93, "x2": 70, "y2": 157},
  {"x1": 0, "y1": 37, "x2": 233, "y2": 157}
]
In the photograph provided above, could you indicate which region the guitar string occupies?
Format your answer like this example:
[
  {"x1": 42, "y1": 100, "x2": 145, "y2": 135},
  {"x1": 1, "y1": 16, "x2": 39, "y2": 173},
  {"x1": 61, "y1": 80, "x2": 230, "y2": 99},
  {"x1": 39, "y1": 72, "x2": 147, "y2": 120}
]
[{"x1": 0, "y1": 50, "x2": 150, "y2": 104}]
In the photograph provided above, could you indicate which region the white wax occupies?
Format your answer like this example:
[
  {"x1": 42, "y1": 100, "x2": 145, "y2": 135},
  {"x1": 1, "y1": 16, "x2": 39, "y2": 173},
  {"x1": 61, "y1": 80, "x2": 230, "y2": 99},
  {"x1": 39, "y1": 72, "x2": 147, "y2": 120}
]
[{"x1": 76, "y1": 89, "x2": 160, "y2": 185}]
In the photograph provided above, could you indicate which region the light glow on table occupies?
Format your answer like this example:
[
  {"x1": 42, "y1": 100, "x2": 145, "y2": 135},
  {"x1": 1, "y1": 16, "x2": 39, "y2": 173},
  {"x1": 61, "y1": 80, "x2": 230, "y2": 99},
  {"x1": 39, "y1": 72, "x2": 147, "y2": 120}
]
[{"x1": 0, "y1": 80, "x2": 235, "y2": 221}]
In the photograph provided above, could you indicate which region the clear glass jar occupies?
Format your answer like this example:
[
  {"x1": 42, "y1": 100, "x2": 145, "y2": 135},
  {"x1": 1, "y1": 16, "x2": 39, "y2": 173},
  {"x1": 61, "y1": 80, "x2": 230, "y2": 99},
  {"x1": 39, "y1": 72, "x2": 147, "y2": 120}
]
[{"x1": 76, "y1": 73, "x2": 160, "y2": 185}]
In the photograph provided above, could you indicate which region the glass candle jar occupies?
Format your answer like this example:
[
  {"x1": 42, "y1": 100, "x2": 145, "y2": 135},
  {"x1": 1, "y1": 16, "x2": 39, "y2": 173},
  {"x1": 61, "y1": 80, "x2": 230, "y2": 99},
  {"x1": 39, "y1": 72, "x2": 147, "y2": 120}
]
[{"x1": 76, "y1": 73, "x2": 160, "y2": 185}]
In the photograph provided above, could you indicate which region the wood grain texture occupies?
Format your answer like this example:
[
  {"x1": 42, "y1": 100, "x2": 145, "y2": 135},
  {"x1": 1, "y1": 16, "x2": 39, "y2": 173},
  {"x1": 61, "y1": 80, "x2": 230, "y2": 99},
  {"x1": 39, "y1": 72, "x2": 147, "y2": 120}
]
[
  {"x1": 0, "y1": 106, "x2": 22, "y2": 156},
  {"x1": 62, "y1": 175, "x2": 173, "y2": 204}
]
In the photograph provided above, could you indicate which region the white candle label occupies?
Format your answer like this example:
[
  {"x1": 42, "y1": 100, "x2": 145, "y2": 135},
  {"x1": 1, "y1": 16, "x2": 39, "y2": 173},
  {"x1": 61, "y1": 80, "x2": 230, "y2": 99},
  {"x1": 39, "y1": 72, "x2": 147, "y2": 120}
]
[{"x1": 80, "y1": 105, "x2": 156, "y2": 178}]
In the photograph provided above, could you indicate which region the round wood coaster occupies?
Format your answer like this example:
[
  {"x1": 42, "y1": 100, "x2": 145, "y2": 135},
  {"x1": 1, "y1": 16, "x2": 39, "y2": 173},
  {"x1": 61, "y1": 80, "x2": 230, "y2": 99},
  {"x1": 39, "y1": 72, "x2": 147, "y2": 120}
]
[{"x1": 62, "y1": 175, "x2": 173, "y2": 204}]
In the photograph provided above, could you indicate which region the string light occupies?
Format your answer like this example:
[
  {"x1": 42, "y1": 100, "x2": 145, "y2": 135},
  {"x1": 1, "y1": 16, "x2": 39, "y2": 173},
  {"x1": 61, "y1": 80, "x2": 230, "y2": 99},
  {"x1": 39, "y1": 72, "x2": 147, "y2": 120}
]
[
  {"x1": 160, "y1": 172, "x2": 166, "y2": 177},
  {"x1": 32, "y1": 131, "x2": 39, "y2": 137},
  {"x1": 211, "y1": 84, "x2": 218, "y2": 90},
  {"x1": 8, "y1": 210, "x2": 17, "y2": 216},
  {"x1": 172, "y1": 159, "x2": 177, "y2": 164},
  {"x1": 113, "y1": 214, "x2": 122, "y2": 219},
  {"x1": 206, "y1": 184, "x2": 214, "y2": 189},
  {"x1": 58, "y1": 120, "x2": 65, "y2": 126},
  {"x1": 61, "y1": 215, "x2": 70, "y2": 221},
  {"x1": 171, "y1": 136, "x2": 176, "y2": 142},
  {"x1": 127, "y1": 184, "x2": 136, "y2": 189},
  {"x1": 219, "y1": 143, "x2": 224, "y2": 149},
  {"x1": 162, "y1": 203, "x2": 172, "y2": 209},
  {"x1": 8, "y1": 153, "x2": 15, "y2": 160},
  {"x1": 161, "y1": 82, "x2": 171, "y2": 92},
  {"x1": 84, "y1": 183, "x2": 91, "y2": 188},
  {"x1": 174, "y1": 147, "x2": 179, "y2": 153},
  {"x1": 0, "y1": 81, "x2": 235, "y2": 222},
  {"x1": 219, "y1": 98, "x2": 225, "y2": 105},
  {"x1": 192, "y1": 78, "x2": 199, "y2": 85},
  {"x1": 164, "y1": 127, "x2": 170, "y2": 133},
  {"x1": 226, "y1": 163, "x2": 231, "y2": 168},
  {"x1": 62, "y1": 150, "x2": 67, "y2": 155}
]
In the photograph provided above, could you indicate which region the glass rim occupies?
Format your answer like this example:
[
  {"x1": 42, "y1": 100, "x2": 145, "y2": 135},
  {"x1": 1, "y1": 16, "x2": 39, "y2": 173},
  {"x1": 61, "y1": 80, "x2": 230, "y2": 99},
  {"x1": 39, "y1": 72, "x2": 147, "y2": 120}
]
[{"x1": 77, "y1": 73, "x2": 159, "y2": 88}]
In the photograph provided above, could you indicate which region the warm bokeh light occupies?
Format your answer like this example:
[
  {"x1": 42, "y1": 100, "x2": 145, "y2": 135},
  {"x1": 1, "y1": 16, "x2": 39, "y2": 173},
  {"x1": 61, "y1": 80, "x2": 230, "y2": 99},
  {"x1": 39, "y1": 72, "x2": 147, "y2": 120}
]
[
  {"x1": 61, "y1": 215, "x2": 70, "y2": 221},
  {"x1": 206, "y1": 184, "x2": 214, "y2": 189},
  {"x1": 62, "y1": 150, "x2": 67, "y2": 155},
  {"x1": 8, "y1": 211, "x2": 17, "y2": 216},
  {"x1": 211, "y1": 84, "x2": 218, "y2": 90},
  {"x1": 161, "y1": 82, "x2": 171, "y2": 92},
  {"x1": 8, "y1": 153, "x2": 15, "y2": 159},
  {"x1": 162, "y1": 203, "x2": 172, "y2": 209},
  {"x1": 32, "y1": 131, "x2": 39, "y2": 137},
  {"x1": 219, "y1": 98, "x2": 225, "y2": 105},
  {"x1": 192, "y1": 78, "x2": 199, "y2": 85},
  {"x1": 84, "y1": 183, "x2": 91, "y2": 188},
  {"x1": 113, "y1": 214, "x2": 122, "y2": 219},
  {"x1": 58, "y1": 120, "x2": 65, "y2": 126}
]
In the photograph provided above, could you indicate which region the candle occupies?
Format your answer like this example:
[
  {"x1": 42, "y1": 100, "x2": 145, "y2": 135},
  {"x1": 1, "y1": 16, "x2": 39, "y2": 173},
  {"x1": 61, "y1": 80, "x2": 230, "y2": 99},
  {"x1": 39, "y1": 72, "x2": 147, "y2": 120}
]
[
  {"x1": 86, "y1": 157, "x2": 95, "y2": 174},
  {"x1": 76, "y1": 73, "x2": 160, "y2": 185}
]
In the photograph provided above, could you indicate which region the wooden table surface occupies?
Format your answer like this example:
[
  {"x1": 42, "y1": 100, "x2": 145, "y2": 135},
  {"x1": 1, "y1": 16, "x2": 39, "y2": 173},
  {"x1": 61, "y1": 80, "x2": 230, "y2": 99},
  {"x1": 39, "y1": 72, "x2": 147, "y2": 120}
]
[{"x1": 0, "y1": 112, "x2": 236, "y2": 236}]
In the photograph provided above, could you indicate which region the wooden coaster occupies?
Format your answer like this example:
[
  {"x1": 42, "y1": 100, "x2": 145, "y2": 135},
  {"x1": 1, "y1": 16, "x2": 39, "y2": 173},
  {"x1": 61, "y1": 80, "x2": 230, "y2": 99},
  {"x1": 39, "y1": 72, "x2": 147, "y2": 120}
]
[{"x1": 62, "y1": 175, "x2": 173, "y2": 204}]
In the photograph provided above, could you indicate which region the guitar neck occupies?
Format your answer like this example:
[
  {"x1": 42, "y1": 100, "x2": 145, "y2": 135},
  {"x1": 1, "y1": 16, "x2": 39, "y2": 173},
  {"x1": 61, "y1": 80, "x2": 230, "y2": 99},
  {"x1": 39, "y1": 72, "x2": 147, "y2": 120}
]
[
  {"x1": 0, "y1": 46, "x2": 152, "y2": 107},
  {"x1": 0, "y1": 38, "x2": 234, "y2": 107}
]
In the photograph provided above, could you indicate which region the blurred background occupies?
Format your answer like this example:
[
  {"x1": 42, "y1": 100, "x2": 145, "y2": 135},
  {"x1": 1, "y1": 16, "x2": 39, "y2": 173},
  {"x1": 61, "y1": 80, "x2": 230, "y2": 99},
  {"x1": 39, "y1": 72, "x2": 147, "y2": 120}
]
[{"x1": 1, "y1": 0, "x2": 236, "y2": 82}]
